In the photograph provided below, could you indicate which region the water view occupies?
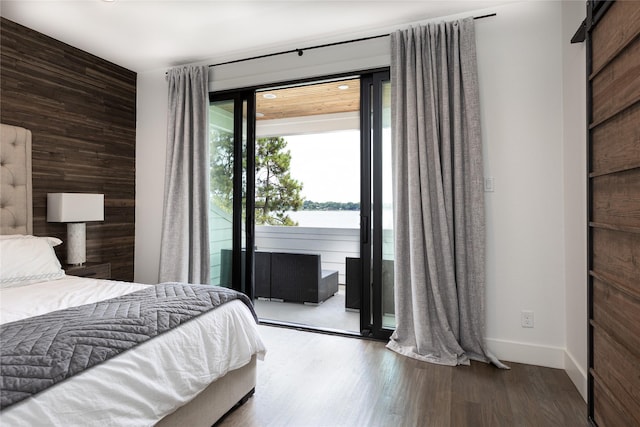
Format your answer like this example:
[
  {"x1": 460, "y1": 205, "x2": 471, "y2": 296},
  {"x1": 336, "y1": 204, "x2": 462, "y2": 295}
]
[
  {"x1": 286, "y1": 210, "x2": 359, "y2": 228},
  {"x1": 286, "y1": 207, "x2": 393, "y2": 229}
]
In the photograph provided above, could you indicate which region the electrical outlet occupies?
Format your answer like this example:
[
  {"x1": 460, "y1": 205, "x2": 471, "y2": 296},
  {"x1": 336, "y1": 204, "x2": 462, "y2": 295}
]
[{"x1": 521, "y1": 310, "x2": 534, "y2": 328}]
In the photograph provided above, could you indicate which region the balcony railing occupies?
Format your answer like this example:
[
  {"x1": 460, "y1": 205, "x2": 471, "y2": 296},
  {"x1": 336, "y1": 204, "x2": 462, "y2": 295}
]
[{"x1": 210, "y1": 222, "x2": 393, "y2": 286}]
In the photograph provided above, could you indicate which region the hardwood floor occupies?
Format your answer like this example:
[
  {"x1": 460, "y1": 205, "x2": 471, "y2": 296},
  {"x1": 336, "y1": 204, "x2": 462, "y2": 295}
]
[{"x1": 219, "y1": 325, "x2": 587, "y2": 427}]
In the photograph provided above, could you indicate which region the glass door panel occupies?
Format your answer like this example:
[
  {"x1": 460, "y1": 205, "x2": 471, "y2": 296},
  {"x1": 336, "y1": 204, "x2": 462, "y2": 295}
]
[
  {"x1": 209, "y1": 100, "x2": 235, "y2": 288},
  {"x1": 251, "y1": 78, "x2": 361, "y2": 333},
  {"x1": 240, "y1": 100, "x2": 248, "y2": 290},
  {"x1": 380, "y1": 80, "x2": 395, "y2": 329}
]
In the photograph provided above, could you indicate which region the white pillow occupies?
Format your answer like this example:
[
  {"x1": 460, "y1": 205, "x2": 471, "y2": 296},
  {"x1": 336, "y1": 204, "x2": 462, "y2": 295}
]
[
  {"x1": 0, "y1": 235, "x2": 65, "y2": 288},
  {"x1": 0, "y1": 234, "x2": 62, "y2": 246}
]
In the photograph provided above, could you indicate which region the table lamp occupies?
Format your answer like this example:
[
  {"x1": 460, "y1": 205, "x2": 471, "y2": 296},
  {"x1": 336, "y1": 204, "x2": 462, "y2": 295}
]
[{"x1": 47, "y1": 193, "x2": 104, "y2": 265}]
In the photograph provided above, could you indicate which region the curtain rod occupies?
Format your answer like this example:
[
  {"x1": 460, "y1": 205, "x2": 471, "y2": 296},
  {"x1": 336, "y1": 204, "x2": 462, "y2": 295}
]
[{"x1": 208, "y1": 13, "x2": 496, "y2": 68}]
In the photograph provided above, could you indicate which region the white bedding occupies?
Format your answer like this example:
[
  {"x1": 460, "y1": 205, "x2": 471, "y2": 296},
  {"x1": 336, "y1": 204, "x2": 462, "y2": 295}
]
[{"x1": 0, "y1": 276, "x2": 266, "y2": 426}]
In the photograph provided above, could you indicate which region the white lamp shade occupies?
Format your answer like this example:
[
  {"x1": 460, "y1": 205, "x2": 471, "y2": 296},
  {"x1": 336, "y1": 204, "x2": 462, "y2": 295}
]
[{"x1": 47, "y1": 193, "x2": 104, "y2": 223}]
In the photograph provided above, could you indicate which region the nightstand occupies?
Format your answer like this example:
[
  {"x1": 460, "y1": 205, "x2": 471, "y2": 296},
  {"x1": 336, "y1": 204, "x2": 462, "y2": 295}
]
[{"x1": 64, "y1": 262, "x2": 111, "y2": 279}]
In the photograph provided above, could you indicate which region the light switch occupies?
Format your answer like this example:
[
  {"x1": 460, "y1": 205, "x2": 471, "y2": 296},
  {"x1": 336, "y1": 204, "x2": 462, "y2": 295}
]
[{"x1": 484, "y1": 177, "x2": 495, "y2": 192}]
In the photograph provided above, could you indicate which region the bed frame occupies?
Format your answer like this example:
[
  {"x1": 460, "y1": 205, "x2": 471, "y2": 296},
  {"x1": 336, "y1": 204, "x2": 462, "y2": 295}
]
[{"x1": 0, "y1": 123, "x2": 256, "y2": 426}]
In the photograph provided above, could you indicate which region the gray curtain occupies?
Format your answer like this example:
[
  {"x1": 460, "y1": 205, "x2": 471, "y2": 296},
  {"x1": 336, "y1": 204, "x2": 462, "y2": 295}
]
[
  {"x1": 159, "y1": 66, "x2": 210, "y2": 284},
  {"x1": 386, "y1": 19, "x2": 506, "y2": 368}
]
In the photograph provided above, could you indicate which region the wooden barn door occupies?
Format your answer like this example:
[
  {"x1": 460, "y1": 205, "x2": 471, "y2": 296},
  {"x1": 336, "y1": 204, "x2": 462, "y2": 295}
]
[{"x1": 586, "y1": 1, "x2": 640, "y2": 425}]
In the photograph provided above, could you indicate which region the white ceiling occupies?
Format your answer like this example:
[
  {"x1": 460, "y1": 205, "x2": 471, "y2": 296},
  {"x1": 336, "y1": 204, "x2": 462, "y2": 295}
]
[{"x1": 1, "y1": 0, "x2": 516, "y2": 73}]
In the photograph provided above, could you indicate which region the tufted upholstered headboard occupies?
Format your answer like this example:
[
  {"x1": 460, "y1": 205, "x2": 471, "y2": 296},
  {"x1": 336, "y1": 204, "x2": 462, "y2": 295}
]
[{"x1": 0, "y1": 123, "x2": 33, "y2": 235}]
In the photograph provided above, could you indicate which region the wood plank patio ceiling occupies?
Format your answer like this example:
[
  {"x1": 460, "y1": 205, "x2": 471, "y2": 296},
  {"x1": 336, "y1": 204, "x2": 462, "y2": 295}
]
[{"x1": 255, "y1": 78, "x2": 360, "y2": 121}]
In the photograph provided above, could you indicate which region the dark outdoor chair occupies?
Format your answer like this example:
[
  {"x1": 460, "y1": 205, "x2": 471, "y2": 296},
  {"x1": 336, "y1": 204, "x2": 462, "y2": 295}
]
[
  {"x1": 220, "y1": 250, "x2": 338, "y2": 304},
  {"x1": 270, "y1": 252, "x2": 339, "y2": 304}
]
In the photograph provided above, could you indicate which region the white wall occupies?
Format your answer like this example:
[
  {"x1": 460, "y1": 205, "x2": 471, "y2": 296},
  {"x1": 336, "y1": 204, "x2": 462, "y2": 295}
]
[
  {"x1": 135, "y1": 69, "x2": 168, "y2": 284},
  {"x1": 135, "y1": 1, "x2": 586, "y2": 393},
  {"x1": 476, "y1": 1, "x2": 567, "y2": 368},
  {"x1": 561, "y1": 0, "x2": 588, "y2": 401}
]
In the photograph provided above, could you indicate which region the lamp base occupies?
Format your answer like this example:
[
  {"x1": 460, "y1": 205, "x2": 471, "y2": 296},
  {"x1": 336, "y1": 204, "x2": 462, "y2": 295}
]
[{"x1": 67, "y1": 223, "x2": 86, "y2": 265}]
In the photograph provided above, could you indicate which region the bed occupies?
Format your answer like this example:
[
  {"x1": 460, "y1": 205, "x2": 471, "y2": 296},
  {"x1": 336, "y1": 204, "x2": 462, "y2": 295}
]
[{"x1": 0, "y1": 123, "x2": 266, "y2": 426}]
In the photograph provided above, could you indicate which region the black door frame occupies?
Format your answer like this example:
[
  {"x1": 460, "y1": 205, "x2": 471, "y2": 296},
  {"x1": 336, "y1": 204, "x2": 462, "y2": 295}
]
[{"x1": 360, "y1": 70, "x2": 392, "y2": 340}]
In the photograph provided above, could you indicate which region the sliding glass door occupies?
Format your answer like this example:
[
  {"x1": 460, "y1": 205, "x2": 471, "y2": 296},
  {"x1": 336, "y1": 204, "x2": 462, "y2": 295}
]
[{"x1": 208, "y1": 71, "x2": 393, "y2": 340}]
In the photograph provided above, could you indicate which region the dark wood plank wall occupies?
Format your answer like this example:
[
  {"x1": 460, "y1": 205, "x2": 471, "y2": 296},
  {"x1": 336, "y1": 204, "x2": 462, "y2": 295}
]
[
  {"x1": 0, "y1": 18, "x2": 136, "y2": 281},
  {"x1": 588, "y1": 1, "x2": 640, "y2": 425}
]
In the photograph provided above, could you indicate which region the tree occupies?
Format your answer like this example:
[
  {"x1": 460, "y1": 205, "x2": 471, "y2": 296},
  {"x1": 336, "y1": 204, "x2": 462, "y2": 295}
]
[
  {"x1": 210, "y1": 131, "x2": 235, "y2": 214},
  {"x1": 255, "y1": 137, "x2": 303, "y2": 226},
  {"x1": 209, "y1": 132, "x2": 304, "y2": 226}
]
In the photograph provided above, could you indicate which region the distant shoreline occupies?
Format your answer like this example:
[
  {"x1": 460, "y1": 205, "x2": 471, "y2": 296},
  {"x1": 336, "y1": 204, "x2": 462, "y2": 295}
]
[{"x1": 302, "y1": 200, "x2": 359, "y2": 211}]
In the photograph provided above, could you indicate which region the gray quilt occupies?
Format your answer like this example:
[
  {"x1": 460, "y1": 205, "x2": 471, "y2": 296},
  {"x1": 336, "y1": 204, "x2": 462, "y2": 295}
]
[{"x1": 0, "y1": 283, "x2": 256, "y2": 410}]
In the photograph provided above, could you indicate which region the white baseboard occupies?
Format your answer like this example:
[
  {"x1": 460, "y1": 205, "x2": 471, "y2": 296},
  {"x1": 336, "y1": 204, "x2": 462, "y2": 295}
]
[
  {"x1": 485, "y1": 338, "x2": 565, "y2": 368},
  {"x1": 485, "y1": 338, "x2": 588, "y2": 402},
  {"x1": 564, "y1": 349, "x2": 588, "y2": 402}
]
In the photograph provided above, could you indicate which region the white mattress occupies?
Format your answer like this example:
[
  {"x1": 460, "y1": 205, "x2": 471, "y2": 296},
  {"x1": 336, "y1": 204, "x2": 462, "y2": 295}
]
[{"x1": 0, "y1": 276, "x2": 266, "y2": 426}]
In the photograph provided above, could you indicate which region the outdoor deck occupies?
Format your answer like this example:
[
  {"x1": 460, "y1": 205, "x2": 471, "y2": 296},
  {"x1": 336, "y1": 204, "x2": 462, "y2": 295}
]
[
  {"x1": 220, "y1": 225, "x2": 394, "y2": 332},
  {"x1": 254, "y1": 285, "x2": 360, "y2": 333}
]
